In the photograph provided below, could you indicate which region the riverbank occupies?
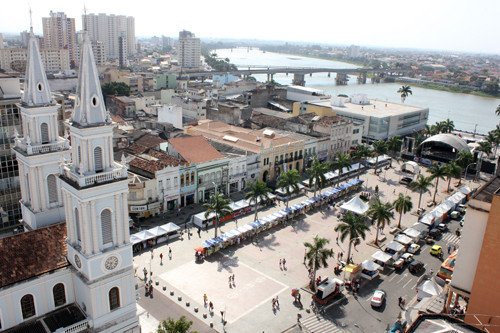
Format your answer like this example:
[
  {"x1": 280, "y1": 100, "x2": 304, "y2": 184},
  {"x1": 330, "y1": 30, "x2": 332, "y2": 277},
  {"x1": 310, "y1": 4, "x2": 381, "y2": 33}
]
[{"x1": 403, "y1": 81, "x2": 499, "y2": 99}]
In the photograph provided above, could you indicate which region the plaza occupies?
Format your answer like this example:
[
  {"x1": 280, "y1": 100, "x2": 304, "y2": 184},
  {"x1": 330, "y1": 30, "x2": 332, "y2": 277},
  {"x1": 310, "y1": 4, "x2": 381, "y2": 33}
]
[{"x1": 134, "y1": 161, "x2": 482, "y2": 332}]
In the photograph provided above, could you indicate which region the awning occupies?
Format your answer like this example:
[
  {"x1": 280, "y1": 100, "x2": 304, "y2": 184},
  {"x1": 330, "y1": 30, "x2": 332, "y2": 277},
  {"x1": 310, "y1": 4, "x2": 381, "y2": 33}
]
[
  {"x1": 148, "y1": 226, "x2": 168, "y2": 237},
  {"x1": 133, "y1": 230, "x2": 155, "y2": 241},
  {"x1": 361, "y1": 260, "x2": 381, "y2": 271},
  {"x1": 130, "y1": 235, "x2": 142, "y2": 245},
  {"x1": 160, "y1": 222, "x2": 181, "y2": 233},
  {"x1": 342, "y1": 264, "x2": 362, "y2": 273},
  {"x1": 403, "y1": 228, "x2": 421, "y2": 239},
  {"x1": 386, "y1": 241, "x2": 405, "y2": 252},
  {"x1": 340, "y1": 195, "x2": 369, "y2": 215},
  {"x1": 235, "y1": 199, "x2": 250, "y2": 209},
  {"x1": 395, "y1": 234, "x2": 413, "y2": 246},
  {"x1": 372, "y1": 250, "x2": 393, "y2": 263},
  {"x1": 459, "y1": 186, "x2": 472, "y2": 195},
  {"x1": 412, "y1": 222, "x2": 430, "y2": 233}
]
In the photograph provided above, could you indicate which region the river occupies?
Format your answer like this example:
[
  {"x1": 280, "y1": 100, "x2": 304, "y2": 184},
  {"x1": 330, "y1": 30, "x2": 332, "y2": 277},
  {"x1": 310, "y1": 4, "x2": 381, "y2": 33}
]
[{"x1": 215, "y1": 47, "x2": 500, "y2": 135}]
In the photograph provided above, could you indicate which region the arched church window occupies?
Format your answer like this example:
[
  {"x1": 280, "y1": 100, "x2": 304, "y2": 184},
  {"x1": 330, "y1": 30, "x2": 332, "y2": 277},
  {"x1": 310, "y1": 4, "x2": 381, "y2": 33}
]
[
  {"x1": 101, "y1": 209, "x2": 112, "y2": 245},
  {"x1": 20, "y1": 294, "x2": 35, "y2": 319},
  {"x1": 53, "y1": 283, "x2": 66, "y2": 307},
  {"x1": 47, "y1": 174, "x2": 58, "y2": 204},
  {"x1": 41, "y1": 122, "x2": 49, "y2": 144},
  {"x1": 109, "y1": 287, "x2": 120, "y2": 311},
  {"x1": 75, "y1": 208, "x2": 81, "y2": 242},
  {"x1": 94, "y1": 147, "x2": 103, "y2": 172}
]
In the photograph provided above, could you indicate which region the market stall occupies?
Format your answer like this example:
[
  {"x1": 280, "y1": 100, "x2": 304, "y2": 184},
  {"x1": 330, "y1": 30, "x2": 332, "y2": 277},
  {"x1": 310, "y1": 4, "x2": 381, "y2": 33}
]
[
  {"x1": 385, "y1": 241, "x2": 406, "y2": 260},
  {"x1": 361, "y1": 260, "x2": 381, "y2": 280},
  {"x1": 403, "y1": 227, "x2": 422, "y2": 241},
  {"x1": 395, "y1": 234, "x2": 413, "y2": 247},
  {"x1": 340, "y1": 195, "x2": 369, "y2": 216},
  {"x1": 371, "y1": 250, "x2": 394, "y2": 267}
]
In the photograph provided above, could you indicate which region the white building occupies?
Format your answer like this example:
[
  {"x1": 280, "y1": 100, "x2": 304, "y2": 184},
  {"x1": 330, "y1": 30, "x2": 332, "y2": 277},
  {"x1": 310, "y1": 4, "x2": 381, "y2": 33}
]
[
  {"x1": 0, "y1": 48, "x2": 70, "y2": 72},
  {"x1": 172, "y1": 95, "x2": 207, "y2": 122},
  {"x1": 286, "y1": 85, "x2": 331, "y2": 102},
  {"x1": 76, "y1": 40, "x2": 105, "y2": 66},
  {"x1": 42, "y1": 11, "x2": 77, "y2": 65},
  {"x1": 347, "y1": 45, "x2": 361, "y2": 58},
  {"x1": 1, "y1": 30, "x2": 139, "y2": 332},
  {"x1": 177, "y1": 30, "x2": 201, "y2": 68},
  {"x1": 158, "y1": 104, "x2": 182, "y2": 128},
  {"x1": 83, "y1": 13, "x2": 136, "y2": 60}
]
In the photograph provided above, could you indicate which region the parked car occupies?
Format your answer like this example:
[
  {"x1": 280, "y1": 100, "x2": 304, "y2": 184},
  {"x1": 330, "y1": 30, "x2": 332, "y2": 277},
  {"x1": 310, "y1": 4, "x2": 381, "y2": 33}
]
[
  {"x1": 371, "y1": 290, "x2": 386, "y2": 307},
  {"x1": 408, "y1": 260, "x2": 425, "y2": 273},
  {"x1": 407, "y1": 243, "x2": 421, "y2": 254},
  {"x1": 399, "y1": 177, "x2": 413, "y2": 185},
  {"x1": 457, "y1": 204, "x2": 466, "y2": 213},
  {"x1": 429, "y1": 228, "x2": 441, "y2": 239},
  {"x1": 430, "y1": 245, "x2": 442, "y2": 256},
  {"x1": 394, "y1": 253, "x2": 414, "y2": 269},
  {"x1": 437, "y1": 223, "x2": 448, "y2": 232}
]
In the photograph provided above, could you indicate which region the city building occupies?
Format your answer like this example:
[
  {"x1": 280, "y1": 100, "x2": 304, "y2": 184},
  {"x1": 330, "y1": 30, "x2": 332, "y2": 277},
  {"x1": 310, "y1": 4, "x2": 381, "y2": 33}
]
[
  {"x1": 0, "y1": 33, "x2": 3, "y2": 48},
  {"x1": 154, "y1": 73, "x2": 177, "y2": 89},
  {"x1": 83, "y1": 13, "x2": 136, "y2": 60},
  {"x1": 177, "y1": 30, "x2": 201, "y2": 68},
  {"x1": 158, "y1": 104, "x2": 182, "y2": 128},
  {"x1": 0, "y1": 48, "x2": 70, "y2": 72},
  {"x1": 75, "y1": 40, "x2": 105, "y2": 66},
  {"x1": 42, "y1": 11, "x2": 77, "y2": 66},
  {"x1": 185, "y1": 120, "x2": 304, "y2": 183},
  {"x1": 0, "y1": 31, "x2": 139, "y2": 332},
  {"x1": 347, "y1": 45, "x2": 361, "y2": 58},
  {"x1": 287, "y1": 85, "x2": 331, "y2": 102},
  {"x1": 0, "y1": 74, "x2": 22, "y2": 233},
  {"x1": 13, "y1": 30, "x2": 70, "y2": 230},
  {"x1": 448, "y1": 176, "x2": 500, "y2": 332}
]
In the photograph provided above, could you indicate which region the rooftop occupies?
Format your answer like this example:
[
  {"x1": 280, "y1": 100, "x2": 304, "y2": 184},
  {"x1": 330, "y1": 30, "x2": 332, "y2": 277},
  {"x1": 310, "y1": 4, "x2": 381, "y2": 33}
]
[
  {"x1": 168, "y1": 135, "x2": 224, "y2": 163},
  {"x1": 471, "y1": 176, "x2": 500, "y2": 204},
  {"x1": 0, "y1": 222, "x2": 68, "y2": 288},
  {"x1": 310, "y1": 98, "x2": 426, "y2": 117},
  {"x1": 129, "y1": 150, "x2": 184, "y2": 175}
]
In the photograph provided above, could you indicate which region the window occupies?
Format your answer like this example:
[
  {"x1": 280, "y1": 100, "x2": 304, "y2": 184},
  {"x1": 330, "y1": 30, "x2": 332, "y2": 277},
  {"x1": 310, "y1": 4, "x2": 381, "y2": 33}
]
[
  {"x1": 180, "y1": 174, "x2": 184, "y2": 187},
  {"x1": 185, "y1": 174, "x2": 190, "y2": 186},
  {"x1": 101, "y1": 209, "x2": 112, "y2": 245},
  {"x1": 75, "y1": 208, "x2": 81, "y2": 241},
  {"x1": 21, "y1": 294, "x2": 35, "y2": 319},
  {"x1": 190, "y1": 172, "x2": 195, "y2": 183},
  {"x1": 47, "y1": 174, "x2": 58, "y2": 203},
  {"x1": 41, "y1": 123, "x2": 49, "y2": 144},
  {"x1": 78, "y1": 146, "x2": 82, "y2": 165},
  {"x1": 109, "y1": 287, "x2": 120, "y2": 310},
  {"x1": 94, "y1": 147, "x2": 103, "y2": 172},
  {"x1": 353, "y1": 128, "x2": 360, "y2": 134},
  {"x1": 53, "y1": 283, "x2": 66, "y2": 307}
]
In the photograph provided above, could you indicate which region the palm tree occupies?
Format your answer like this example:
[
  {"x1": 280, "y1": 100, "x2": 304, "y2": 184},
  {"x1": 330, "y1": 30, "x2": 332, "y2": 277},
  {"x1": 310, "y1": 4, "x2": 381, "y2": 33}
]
[
  {"x1": 393, "y1": 193, "x2": 413, "y2": 229},
  {"x1": 443, "y1": 118, "x2": 455, "y2": 133},
  {"x1": 410, "y1": 174, "x2": 434, "y2": 210},
  {"x1": 435, "y1": 121, "x2": 447, "y2": 134},
  {"x1": 486, "y1": 129, "x2": 500, "y2": 156},
  {"x1": 157, "y1": 316, "x2": 198, "y2": 333},
  {"x1": 495, "y1": 104, "x2": 500, "y2": 116},
  {"x1": 307, "y1": 157, "x2": 329, "y2": 197},
  {"x1": 428, "y1": 163, "x2": 447, "y2": 203},
  {"x1": 352, "y1": 144, "x2": 372, "y2": 179},
  {"x1": 444, "y1": 161, "x2": 462, "y2": 192},
  {"x1": 387, "y1": 135, "x2": 402, "y2": 166},
  {"x1": 424, "y1": 124, "x2": 433, "y2": 138},
  {"x1": 276, "y1": 169, "x2": 301, "y2": 208},
  {"x1": 245, "y1": 180, "x2": 272, "y2": 222},
  {"x1": 202, "y1": 189, "x2": 233, "y2": 238},
  {"x1": 330, "y1": 152, "x2": 352, "y2": 186},
  {"x1": 334, "y1": 212, "x2": 369, "y2": 264},
  {"x1": 366, "y1": 198, "x2": 394, "y2": 245},
  {"x1": 397, "y1": 85, "x2": 412, "y2": 103},
  {"x1": 455, "y1": 150, "x2": 474, "y2": 185},
  {"x1": 304, "y1": 236, "x2": 334, "y2": 291},
  {"x1": 372, "y1": 140, "x2": 388, "y2": 174},
  {"x1": 476, "y1": 141, "x2": 492, "y2": 179}
]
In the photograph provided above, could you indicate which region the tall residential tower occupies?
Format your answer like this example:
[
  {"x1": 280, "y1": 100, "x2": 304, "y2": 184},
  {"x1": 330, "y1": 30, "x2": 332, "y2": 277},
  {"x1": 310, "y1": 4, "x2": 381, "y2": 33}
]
[
  {"x1": 178, "y1": 30, "x2": 201, "y2": 68},
  {"x1": 42, "y1": 11, "x2": 77, "y2": 66}
]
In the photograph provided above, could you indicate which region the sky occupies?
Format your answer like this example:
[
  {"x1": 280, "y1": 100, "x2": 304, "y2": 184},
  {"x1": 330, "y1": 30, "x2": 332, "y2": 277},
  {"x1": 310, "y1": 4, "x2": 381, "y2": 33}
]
[{"x1": 2, "y1": 0, "x2": 500, "y2": 54}]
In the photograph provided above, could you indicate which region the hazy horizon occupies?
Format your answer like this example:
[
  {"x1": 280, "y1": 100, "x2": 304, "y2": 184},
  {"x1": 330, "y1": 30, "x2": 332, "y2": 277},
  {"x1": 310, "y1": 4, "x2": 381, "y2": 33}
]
[{"x1": 2, "y1": 0, "x2": 500, "y2": 55}]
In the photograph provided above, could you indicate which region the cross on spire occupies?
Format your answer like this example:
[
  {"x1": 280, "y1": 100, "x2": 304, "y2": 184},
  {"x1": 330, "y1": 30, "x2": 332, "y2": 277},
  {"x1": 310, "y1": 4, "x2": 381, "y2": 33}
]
[{"x1": 29, "y1": 7, "x2": 33, "y2": 33}]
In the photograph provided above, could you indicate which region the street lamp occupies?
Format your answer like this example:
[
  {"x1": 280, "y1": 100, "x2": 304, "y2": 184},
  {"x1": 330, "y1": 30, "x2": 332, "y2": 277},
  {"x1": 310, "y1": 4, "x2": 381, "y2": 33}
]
[{"x1": 464, "y1": 163, "x2": 476, "y2": 184}]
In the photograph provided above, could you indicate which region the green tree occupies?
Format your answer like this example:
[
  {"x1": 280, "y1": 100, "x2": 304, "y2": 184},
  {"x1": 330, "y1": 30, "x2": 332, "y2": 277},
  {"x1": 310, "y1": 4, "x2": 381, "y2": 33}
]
[
  {"x1": 334, "y1": 212, "x2": 369, "y2": 264},
  {"x1": 372, "y1": 140, "x2": 388, "y2": 174},
  {"x1": 202, "y1": 189, "x2": 233, "y2": 238},
  {"x1": 486, "y1": 129, "x2": 500, "y2": 156},
  {"x1": 304, "y1": 236, "x2": 334, "y2": 291},
  {"x1": 276, "y1": 169, "x2": 301, "y2": 208},
  {"x1": 307, "y1": 157, "x2": 329, "y2": 197},
  {"x1": 245, "y1": 181, "x2": 272, "y2": 222},
  {"x1": 476, "y1": 141, "x2": 492, "y2": 179},
  {"x1": 455, "y1": 150, "x2": 474, "y2": 185},
  {"x1": 410, "y1": 174, "x2": 434, "y2": 210},
  {"x1": 157, "y1": 316, "x2": 198, "y2": 333},
  {"x1": 393, "y1": 193, "x2": 413, "y2": 229},
  {"x1": 435, "y1": 121, "x2": 447, "y2": 134},
  {"x1": 397, "y1": 85, "x2": 412, "y2": 103},
  {"x1": 330, "y1": 152, "x2": 352, "y2": 186},
  {"x1": 495, "y1": 104, "x2": 500, "y2": 116},
  {"x1": 444, "y1": 161, "x2": 462, "y2": 192},
  {"x1": 366, "y1": 198, "x2": 394, "y2": 245},
  {"x1": 387, "y1": 135, "x2": 402, "y2": 166},
  {"x1": 352, "y1": 144, "x2": 372, "y2": 179},
  {"x1": 443, "y1": 118, "x2": 455, "y2": 133},
  {"x1": 428, "y1": 163, "x2": 448, "y2": 203},
  {"x1": 101, "y1": 82, "x2": 131, "y2": 104}
]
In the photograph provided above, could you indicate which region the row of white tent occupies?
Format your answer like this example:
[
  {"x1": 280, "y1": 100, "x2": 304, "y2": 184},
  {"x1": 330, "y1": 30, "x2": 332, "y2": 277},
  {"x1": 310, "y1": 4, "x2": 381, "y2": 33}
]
[
  {"x1": 130, "y1": 222, "x2": 181, "y2": 245},
  {"x1": 418, "y1": 186, "x2": 472, "y2": 228}
]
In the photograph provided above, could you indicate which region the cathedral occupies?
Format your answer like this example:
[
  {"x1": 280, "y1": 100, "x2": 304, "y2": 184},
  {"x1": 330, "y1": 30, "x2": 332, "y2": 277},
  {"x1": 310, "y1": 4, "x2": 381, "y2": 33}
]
[{"x1": 0, "y1": 28, "x2": 140, "y2": 332}]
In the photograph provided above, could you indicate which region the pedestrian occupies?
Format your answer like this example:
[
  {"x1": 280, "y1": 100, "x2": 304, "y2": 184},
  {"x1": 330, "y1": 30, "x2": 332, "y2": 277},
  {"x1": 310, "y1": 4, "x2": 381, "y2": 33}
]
[
  {"x1": 398, "y1": 296, "x2": 402, "y2": 307},
  {"x1": 228, "y1": 276, "x2": 232, "y2": 287},
  {"x1": 203, "y1": 294, "x2": 208, "y2": 305},
  {"x1": 453, "y1": 245, "x2": 457, "y2": 252},
  {"x1": 145, "y1": 283, "x2": 149, "y2": 296},
  {"x1": 197, "y1": 227, "x2": 201, "y2": 237},
  {"x1": 275, "y1": 295, "x2": 279, "y2": 307},
  {"x1": 177, "y1": 207, "x2": 181, "y2": 216},
  {"x1": 340, "y1": 252, "x2": 343, "y2": 260},
  {"x1": 159, "y1": 253, "x2": 163, "y2": 265},
  {"x1": 430, "y1": 269, "x2": 434, "y2": 275},
  {"x1": 297, "y1": 313, "x2": 301, "y2": 324},
  {"x1": 448, "y1": 245, "x2": 451, "y2": 254},
  {"x1": 336, "y1": 236, "x2": 339, "y2": 244},
  {"x1": 209, "y1": 301, "x2": 213, "y2": 312},
  {"x1": 282, "y1": 258, "x2": 286, "y2": 269},
  {"x1": 169, "y1": 247, "x2": 172, "y2": 259},
  {"x1": 184, "y1": 222, "x2": 187, "y2": 231},
  {"x1": 220, "y1": 310, "x2": 225, "y2": 320},
  {"x1": 143, "y1": 267, "x2": 148, "y2": 281},
  {"x1": 272, "y1": 298, "x2": 276, "y2": 310},
  {"x1": 149, "y1": 284, "x2": 153, "y2": 298},
  {"x1": 232, "y1": 273, "x2": 235, "y2": 283},
  {"x1": 279, "y1": 259, "x2": 282, "y2": 269}
]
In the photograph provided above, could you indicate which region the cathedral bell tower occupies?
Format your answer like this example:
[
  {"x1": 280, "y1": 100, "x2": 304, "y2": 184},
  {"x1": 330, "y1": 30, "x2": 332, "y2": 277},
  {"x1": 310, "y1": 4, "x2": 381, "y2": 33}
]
[
  {"x1": 14, "y1": 29, "x2": 70, "y2": 230},
  {"x1": 59, "y1": 32, "x2": 139, "y2": 332}
]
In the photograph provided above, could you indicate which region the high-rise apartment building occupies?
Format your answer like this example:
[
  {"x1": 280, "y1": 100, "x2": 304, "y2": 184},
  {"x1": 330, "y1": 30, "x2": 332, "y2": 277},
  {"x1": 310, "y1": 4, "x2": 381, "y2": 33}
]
[
  {"x1": 0, "y1": 74, "x2": 22, "y2": 233},
  {"x1": 178, "y1": 30, "x2": 201, "y2": 68},
  {"x1": 42, "y1": 11, "x2": 77, "y2": 66},
  {"x1": 83, "y1": 13, "x2": 136, "y2": 60},
  {"x1": 0, "y1": 33, "x2": 4, "y2": 49},
  {"x1": 0, "y1": 48, "x2": 70, "y2": 72}
]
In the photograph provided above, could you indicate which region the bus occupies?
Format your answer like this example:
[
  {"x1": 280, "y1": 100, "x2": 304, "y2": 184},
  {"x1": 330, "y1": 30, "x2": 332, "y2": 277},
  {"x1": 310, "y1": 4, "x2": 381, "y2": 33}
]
[{"x1": 437, "y1": 250, "x2": 458, "y2": 280}]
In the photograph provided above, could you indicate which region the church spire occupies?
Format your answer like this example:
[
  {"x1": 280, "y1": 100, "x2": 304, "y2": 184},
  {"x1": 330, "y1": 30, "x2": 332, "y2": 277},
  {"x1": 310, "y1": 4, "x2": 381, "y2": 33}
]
[
  {"x1": 71, "y1": 33, "x2": 108, "y2": 127},
  {"x1": 22, "y1": 28, "x2": 54, "y2": 106}
]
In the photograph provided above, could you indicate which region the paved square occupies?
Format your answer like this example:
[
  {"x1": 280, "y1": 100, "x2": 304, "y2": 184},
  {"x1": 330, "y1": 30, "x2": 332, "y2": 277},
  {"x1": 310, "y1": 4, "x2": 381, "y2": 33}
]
[{"x1": 161, "y1": 253, "x2": 288, "y2": 323}]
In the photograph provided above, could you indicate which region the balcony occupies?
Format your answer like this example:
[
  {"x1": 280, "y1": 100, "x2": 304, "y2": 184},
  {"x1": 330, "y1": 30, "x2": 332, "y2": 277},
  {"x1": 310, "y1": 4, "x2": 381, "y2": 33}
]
[
  {"x1": 15, "y1": 137, "x2": 69, "y2": 156},
  {"x1": 62, "y1": 162, "x2": 127, "y2": 188}
]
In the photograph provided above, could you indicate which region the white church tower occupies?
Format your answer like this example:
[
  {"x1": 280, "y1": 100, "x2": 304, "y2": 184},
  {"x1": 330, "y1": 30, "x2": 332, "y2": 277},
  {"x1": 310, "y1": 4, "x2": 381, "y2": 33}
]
[
  {"x1": 14, "y1": 29, "x2": 70, "y2": 230},
  {"x1": 60, "y1": 32, "x2": 140, "y2": 332}
]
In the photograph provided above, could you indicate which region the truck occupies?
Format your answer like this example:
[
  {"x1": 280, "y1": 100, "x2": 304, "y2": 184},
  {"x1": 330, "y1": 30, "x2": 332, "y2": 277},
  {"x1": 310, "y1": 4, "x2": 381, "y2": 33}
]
[{"x1": 312, "y1": 278, "x2": 345, "y2": 305}]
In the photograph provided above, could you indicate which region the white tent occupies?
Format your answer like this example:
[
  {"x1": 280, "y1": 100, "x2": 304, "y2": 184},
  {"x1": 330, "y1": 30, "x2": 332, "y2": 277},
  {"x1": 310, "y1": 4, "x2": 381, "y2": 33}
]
[
  {"x1": 401, "y1": 161, "x2": 420, "y2": 175},
  {"x1": 160, "y1": 222, "x2": 181, "y2": 233},
  {"x1": 386, "y1": 241, "x2": 405, "y2": 253},
  {"x1": 419, "y1": 210, "x2": 440, "y2": 226},
  {"x1": 403, "y1": 228, "x2": 421, "y2": 239},
  {"x1": 417, "y1": 278, "x2": 443, "y2": 301},
  {"x1": 340, "y1": 196, "x2": 369, "y2": 215},
  {"x1": 361, "y1": 259, "x2": 381, "y2": 271},
  {"x1": 459, "y1": 186, "x2": 472, "y2": 195},
  {"x1": 371, "y1": 250, "x2": 393, "y2": 264},
  {"x1": 395, "y1": 234, "x2": 413, "y2": 246}
]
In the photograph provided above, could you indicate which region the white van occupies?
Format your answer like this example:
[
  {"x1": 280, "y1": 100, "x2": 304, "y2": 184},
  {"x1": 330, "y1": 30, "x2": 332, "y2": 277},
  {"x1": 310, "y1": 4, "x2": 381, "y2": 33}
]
[{"x1": 450, "y1": 211, "x2": 460, "y2": 220}]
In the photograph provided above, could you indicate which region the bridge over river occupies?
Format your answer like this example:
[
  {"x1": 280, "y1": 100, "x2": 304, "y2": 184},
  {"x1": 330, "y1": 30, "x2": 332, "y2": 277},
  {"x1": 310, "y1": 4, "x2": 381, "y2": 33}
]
[{"x1": 178, "y1": 66, "x2": 411, "y2": 85}]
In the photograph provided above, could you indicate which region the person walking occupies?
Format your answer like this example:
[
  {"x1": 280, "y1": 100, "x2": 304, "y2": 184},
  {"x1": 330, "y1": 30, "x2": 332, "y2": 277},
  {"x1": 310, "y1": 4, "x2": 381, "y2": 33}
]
[
  {"x1": 279, "y1": 259, "x2": 282, "y2": 269},
  {"x1": 197, "y1": 227, "x2": 201, "y2": 237},
  {"x1": 209, "y1": 301, "x2": 213, "y2": 312},
  {"x1": 149, "y1": 284, "x2": 153, "y2": 298},
  {"x1": 228, "y1": 276, "x2": 232, "y2": 287},
  {"x1": 232, "y1": 273, "x2": 235, "y2": 284},
  {"x1": 143, "y1": 267, "x2": 148, "y2": 281},
  {"x1": 272, "y1": 298, "x2": 276, "y2": 310},
  {"x1": 448, "y1": 245, "x2": 451, "y2": 254},
  {"x1": 159, "y1": 253, "x2": 163, "y2": 265},
  {"x1": 169, "y1": 247, "x2": 172, "y2": 259},
  {"x1": 203, "y1": 294, "x2": 208, "y2": 305},
  {"x1": 398, "y1": 296, "x2": 402, "y2": 307},
  {"x1": 150, "y1": 249, "x2": 154, "y2": 260},
  {"x1": 282, "y1": 258, "x2": 286, "y2": 269},
  {"x1": 275, "y1": 295, "x2": 279, "y2": 307}
]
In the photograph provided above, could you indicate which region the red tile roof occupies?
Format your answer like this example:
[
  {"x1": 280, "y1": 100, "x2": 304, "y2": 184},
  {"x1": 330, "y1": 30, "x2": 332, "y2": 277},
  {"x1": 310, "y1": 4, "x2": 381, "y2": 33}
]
[
  {"x1": 168, "y1": 136, "x2": 223, "y2": 163},
  {"x1": 135, "y1": 134, "x2": 168, "y2": 148},
  {"x1": 0, "y1": 222, "x2": 68, "y2": 288},
  {"x1": 129, "y1": 150, "x2": 184, "y2": 174}
]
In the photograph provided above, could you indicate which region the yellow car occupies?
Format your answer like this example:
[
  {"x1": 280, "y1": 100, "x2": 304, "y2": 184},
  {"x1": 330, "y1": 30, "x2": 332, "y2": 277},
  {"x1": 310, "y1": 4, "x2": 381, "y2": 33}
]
[{"x1": 430, "y1": 245, "x2": 442, "y2": 256}]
